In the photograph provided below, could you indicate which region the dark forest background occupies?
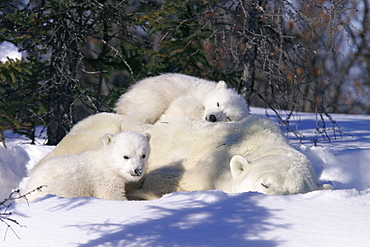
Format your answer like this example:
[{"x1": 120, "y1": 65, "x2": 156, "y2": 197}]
[{"x1": 0, "y1": 0, "x2": 369, "y2": 145}]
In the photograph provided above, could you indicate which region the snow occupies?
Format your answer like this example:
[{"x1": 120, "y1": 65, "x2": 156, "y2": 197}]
[
  {"x1": 0, "y1": 41, "x2": 22, "y2": 63},
  {"x1": 1, "y1": 107, "x2": 370, "y2": 246}
]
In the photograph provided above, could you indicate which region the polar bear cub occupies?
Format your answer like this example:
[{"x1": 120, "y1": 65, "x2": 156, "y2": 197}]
[
  {"x1": 230, "y1": 151, "x2": 333, "y2": 195},
  {"x1": 115, "y1": 73, "x2": 249, "y2": 126},
  {"x1": 22, "y1": 131, "x2": 151, "y2": 201}
]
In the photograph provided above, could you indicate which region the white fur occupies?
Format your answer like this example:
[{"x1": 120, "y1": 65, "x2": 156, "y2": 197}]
[
  {"x1": 33, "y1": 74, "x2": 248, "y2": 168},
  {"x1": 230, "y1": 151, "x2": 333, "y2": 195},
  {"x1": 128, "y1": 114, "x2": 332, "y2": 199},
  {"x1": 115, "y1": 73, "x2": 249, "y2": 128},
  {"x1": 27, "y1": 111, "x2": 331, "y2": 200},
  {"x1": 35, "y1": 113, "x2": 124, "y2": 167},
  {"x1": 21, "y1": 131, "x2": 151, "y2": 201}
]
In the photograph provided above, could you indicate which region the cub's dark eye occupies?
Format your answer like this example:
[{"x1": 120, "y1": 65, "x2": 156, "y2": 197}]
[
  {"x1": 142, "y1": 154, "x2": 146, "y2": 159},
  {"x1": 123, "y1": 156, "x2": 129, "y2": 159},
  {"x1": 217, "y1": 102, "x2": 220, "y2": 107}
]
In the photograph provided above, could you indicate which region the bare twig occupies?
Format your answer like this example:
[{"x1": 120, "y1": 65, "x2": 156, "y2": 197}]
[{"x1": 1, "y1": 186, "x2": 45, "y2": 241}]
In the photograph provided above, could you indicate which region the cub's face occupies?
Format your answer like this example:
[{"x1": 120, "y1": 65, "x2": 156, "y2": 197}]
[
  {"x1": 103, "y1": 132, "x2": 151, "y2": 182},
  {"x1": 203, "y1": 81, "x2": 249, "y2": 123}
]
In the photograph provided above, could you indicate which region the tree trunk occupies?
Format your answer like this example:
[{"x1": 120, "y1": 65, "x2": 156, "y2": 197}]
[
  {"x1": 46, "y1": 16, "x2": 79, "y2": 145},
  {"x1": 46, "y1": 83, "x2": 74, "y2": 145}
]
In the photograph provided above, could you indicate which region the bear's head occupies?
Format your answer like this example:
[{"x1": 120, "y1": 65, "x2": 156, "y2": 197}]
[
  {"x1": 230, "y1": 155, "x2": 332, "y2": 195},
  {"x1": 203, "y1": 81, "x2": 249, "y2": 123},
  {"x1": 102, "y1": 131, "x2": 151, "y2": 182}
]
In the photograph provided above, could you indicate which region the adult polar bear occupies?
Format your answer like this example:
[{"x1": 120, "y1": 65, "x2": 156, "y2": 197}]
[
  {"x1": 115, "y1": 73, "x2": 250, "y2": 128},
  {"x1": 22, "y1": 131, "x2": 151, "y2": 201},
  {"x1": 26, "y1": 112, "x2": 331, "y2": 199},
  {"x1": 127, "y1": 114, "x2": 332, "y2": 199},
  {"x1": 35, "y1": 112, "x2": 125, "y2": 166}
]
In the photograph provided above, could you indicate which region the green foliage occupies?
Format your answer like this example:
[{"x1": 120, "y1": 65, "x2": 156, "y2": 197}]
[
  {"x1": 0, "y1": 0, "x2": 367, "y2": 145},
  {"x1": 0, "y1": 0, "x2": 142, "y2": 144},
  {"x1": 0, "y1": 58, "x2": 32, "y2": 85},
  {"x1": 135, "y1": 0, "x2": 218, "y2": 78},
  {"x1": 0, "y1": 57, "x2": 46, "y2": 144}
]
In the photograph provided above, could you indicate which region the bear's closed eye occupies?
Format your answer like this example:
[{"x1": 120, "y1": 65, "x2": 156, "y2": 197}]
[
  {"x1": 124, "y1": 156, "x2": 129, "y2": 159},
  {"x1": 261, "y1": 183, "x2": 269, "y2": 189}
]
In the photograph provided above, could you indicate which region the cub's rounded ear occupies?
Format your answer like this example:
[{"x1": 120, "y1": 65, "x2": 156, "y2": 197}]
[
  {"x1": 230, "y1": 155, "x2": 251, "y2": 178},
  {"x1": 143, "y1": 132, "x2": 151, "y2": 142},
  {"x1": 216, "y1": 80, "x2": 227, "y2": 90},
  {"x1": 320, "y1": 184, "x2": 334, "y2": 190},
  {"x1": 102, "y1": 133, "x2": 113, "y2": 146}
]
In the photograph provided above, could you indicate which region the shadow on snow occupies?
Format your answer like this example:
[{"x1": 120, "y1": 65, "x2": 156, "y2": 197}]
[{"x1": 71, "y1": 191, "x2": 289, "y2": 247}]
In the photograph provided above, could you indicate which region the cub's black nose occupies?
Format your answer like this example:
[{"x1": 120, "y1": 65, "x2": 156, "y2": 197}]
[
  {"x1": 208, "y1": 115, "x2": 217, "y2": 122},
  {"x1": 134, "y1": 168, "x2": 143, "y2": 176}
]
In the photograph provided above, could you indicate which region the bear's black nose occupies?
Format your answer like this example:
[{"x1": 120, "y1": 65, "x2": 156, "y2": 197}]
[
  {"x1": 208, "y1": 115, "x2": 217, "y2": 122},
  {"x1": 134, "y1": 168, "x2": 143, "y2": 176}
]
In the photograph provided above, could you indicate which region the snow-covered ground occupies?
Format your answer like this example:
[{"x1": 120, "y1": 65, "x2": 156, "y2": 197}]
[{"x1": 1, "y1": 107, "x2": 369, "y2": 246}]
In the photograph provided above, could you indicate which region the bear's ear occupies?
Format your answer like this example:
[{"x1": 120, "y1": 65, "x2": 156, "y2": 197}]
[
  {"x1": 143, "y1": 132, "x2": 151, "y2": 142},
  {"x1": 102, "y1": 133, "x2": 113, "y2": 146},
  {"x1": 320, "y1": 184, "x2": 334, "y2": 190},
  {"x1": 230, "y1": 155, "x2": 251, "y2": 178},
  {"x1": 216, "y1": 80, "x2": 227, "y2": 90}
]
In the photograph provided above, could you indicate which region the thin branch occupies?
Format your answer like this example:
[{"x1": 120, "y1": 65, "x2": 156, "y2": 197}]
[{"x1": 1, "y1": 186, "x2": 45, "y2": 241}]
